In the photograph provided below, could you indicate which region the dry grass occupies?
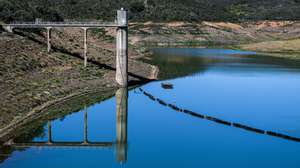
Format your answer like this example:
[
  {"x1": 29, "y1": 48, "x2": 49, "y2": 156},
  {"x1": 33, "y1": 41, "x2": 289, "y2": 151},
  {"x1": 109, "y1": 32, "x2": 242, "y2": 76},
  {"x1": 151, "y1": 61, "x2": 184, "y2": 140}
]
[{"x1": 240, "y1": 39, "x2": 300, "y2": 53}]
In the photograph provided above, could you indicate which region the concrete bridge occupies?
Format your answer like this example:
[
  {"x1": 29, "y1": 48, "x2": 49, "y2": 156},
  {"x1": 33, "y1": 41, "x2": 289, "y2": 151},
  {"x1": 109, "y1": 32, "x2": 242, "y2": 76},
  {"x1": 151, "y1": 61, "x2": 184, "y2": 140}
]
[{"x1": 3, "y1": 8, "x2": 129, "y2": 87}]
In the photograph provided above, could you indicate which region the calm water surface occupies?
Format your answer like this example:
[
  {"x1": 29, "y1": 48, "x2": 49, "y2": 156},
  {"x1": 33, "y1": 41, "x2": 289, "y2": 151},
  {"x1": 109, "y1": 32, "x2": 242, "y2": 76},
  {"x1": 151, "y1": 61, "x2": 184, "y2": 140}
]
[{"x1": 1, "y1": 48, "x2": 300, "y2": 168}]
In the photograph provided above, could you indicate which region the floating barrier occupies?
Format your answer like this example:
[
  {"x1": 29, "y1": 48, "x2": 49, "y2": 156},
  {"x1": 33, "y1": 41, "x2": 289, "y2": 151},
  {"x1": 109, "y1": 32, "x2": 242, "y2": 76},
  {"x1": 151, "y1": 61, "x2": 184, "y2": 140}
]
[
  {"x1": 168, "y1": 104, "x2": 181, "y2": 112},
  {"x1": 266, "y1": 131, "x2": 300, "y2": 142},
  {"x1": 142, "y1": 91, "x2": 156, "y2": 101},
  {"x1": 206, "y1": 116, "x2": 231, "y2": 126},
  {"x1": 157, "y1": 99, "x2": 167, "y2": 106},
  {"x1": 183, "y1": 109, "x2": 204, "y2": 118},
  {"x1": 139, "y1": 88, "x2": 300, "y2": 143},
  {"x1": 233, "y1": 123, "x2": 265, "y2": 134}
]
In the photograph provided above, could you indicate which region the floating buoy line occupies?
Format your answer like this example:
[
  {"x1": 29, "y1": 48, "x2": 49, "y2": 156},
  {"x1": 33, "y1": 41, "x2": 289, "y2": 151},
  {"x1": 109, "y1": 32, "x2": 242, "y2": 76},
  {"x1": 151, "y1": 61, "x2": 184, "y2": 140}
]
[{"x1": 137, "y1": 87, "x2": 300, "y2": 143}]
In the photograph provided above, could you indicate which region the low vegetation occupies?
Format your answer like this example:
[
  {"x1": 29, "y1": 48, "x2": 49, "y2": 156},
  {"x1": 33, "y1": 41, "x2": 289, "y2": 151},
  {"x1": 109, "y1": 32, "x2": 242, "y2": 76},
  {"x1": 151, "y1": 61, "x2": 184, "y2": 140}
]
[{"x1": 1, "y1": 0, "x2": 300, "y2": 23}]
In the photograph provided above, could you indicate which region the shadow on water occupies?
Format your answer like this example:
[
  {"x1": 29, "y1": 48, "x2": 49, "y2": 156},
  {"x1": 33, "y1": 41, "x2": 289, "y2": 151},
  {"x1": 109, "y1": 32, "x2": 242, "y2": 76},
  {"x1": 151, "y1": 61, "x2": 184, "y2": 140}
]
[{"x1": 0, "y1": 87, "x2": 129, "y2": 164}]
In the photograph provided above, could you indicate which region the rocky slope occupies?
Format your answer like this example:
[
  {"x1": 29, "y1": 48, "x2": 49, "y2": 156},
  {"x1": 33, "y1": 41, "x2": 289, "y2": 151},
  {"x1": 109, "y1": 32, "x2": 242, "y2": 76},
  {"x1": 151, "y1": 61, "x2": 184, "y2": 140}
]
[
  {"x1": 129, "y1": 21, "x2": 300, "y2": 47},
  {"x1": 0, "y1": 28, "x2": 158, "y2": 134}
]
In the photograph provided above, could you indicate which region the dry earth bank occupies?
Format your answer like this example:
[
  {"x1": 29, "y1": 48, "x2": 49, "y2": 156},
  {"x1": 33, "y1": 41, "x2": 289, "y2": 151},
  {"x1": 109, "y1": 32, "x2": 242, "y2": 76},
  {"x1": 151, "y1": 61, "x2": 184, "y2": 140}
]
[
  {"x1": 0, "y1": 27, "x2": 158, "y2": 141},
  {"x1": 130, "y1": 21, "x2": 300, "y2": 60}
]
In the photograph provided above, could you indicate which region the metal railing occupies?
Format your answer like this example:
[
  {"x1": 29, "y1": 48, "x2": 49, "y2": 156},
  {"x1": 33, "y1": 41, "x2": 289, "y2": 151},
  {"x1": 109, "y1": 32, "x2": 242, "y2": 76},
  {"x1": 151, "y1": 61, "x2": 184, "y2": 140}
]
[{"x1": 8, "y1": 20, "x2": 126, "y2": 28}]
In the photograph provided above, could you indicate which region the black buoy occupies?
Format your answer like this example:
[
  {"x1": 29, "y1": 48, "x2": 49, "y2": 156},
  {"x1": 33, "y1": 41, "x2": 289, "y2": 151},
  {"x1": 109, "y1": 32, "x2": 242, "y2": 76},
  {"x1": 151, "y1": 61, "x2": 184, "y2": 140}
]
[{"x1": 161, "y1": 83, "x2": 173, "y2": 89}]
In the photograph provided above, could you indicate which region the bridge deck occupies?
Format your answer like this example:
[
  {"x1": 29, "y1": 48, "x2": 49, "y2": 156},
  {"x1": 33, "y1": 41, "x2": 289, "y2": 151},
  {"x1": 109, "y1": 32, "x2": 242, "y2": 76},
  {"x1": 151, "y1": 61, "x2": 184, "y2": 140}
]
[{"x1": 8, "y1": 22, "x2": 125, "y2": 28}]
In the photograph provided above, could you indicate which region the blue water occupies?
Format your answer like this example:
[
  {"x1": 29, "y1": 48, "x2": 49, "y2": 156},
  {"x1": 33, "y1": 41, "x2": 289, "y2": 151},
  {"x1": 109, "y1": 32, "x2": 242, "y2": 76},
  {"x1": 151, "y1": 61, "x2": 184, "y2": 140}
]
[{"x1": 1, "y1": 48, "x2": 300, "y2": 168}]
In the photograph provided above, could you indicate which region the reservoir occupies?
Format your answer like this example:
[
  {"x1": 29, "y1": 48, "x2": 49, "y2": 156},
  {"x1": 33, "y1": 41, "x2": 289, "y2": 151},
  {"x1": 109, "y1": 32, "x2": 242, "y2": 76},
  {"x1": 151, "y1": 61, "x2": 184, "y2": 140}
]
[{"x1": 1, "y1": 48, "x2": 300, "y2": 168}]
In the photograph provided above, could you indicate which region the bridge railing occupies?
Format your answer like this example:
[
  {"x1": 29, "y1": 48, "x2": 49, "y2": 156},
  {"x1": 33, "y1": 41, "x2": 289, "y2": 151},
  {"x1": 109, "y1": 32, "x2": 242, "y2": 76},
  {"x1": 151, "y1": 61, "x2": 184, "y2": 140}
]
[
  {"x1": 8, "y1": 21, "x2": 125, "y2": 27},
  {"x1": 10, "y1": 21, "x2": 118, "y2": 25}
]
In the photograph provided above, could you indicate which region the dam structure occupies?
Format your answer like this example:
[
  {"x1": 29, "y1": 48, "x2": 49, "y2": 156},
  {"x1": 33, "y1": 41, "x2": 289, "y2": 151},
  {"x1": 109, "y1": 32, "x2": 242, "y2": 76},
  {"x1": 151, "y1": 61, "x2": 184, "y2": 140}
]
[{"x1": 4, "y1": 8, "x2": 128, "y2": 87}]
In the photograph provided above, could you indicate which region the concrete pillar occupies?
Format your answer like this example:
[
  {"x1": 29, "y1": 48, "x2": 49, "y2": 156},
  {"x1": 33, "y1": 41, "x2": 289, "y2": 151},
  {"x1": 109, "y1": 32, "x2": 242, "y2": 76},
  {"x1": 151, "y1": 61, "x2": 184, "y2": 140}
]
[
  {"x1": 3, "y1": 26, "x2": 13, "y2": 33},
  {"x1": 47, "y1": 121, "x2": 52, "y2": 144},
  {"x1": 83, "y1": 28, "x2": 88, "y2": 67},
  {"x1": 83, "y1": 106, "x2": 88, "y2": 144},
  {"x1": 46, "y1": 27, "x2": 52, "y2": 53},
  {"x1": 116, "y1": 87, "x2": 128, "y2": 163},
  {"x1": 116, "y1": 8, "x2": 128, "y2": 87}
]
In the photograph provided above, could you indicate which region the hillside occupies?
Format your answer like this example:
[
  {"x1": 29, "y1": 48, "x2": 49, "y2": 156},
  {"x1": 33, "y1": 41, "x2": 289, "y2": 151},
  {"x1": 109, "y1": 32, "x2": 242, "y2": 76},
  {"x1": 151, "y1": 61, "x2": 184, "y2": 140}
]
[
  {"x1": 129, "y1": 21, "x2": 300, "y2": 46},
  {"x1": 0, "y1": 27, "x2": 158, "y2": 131},
  {"x1": 1, "y1": 0, "x2": 300, "y2": 23}
]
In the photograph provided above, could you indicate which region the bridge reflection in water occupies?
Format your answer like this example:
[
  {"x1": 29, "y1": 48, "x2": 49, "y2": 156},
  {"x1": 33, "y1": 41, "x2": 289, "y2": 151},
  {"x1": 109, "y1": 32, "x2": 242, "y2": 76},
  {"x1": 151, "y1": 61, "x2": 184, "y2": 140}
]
[{"x1": 9, "y1": 87, "x2": 129, "y2": 163}]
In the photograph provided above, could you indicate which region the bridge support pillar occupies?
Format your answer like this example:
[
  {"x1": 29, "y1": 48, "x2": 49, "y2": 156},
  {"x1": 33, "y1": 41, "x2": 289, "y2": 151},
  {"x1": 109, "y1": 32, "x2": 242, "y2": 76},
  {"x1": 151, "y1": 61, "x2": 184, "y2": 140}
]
[
  {"x1": 46, "y1": 27, "x2": 52, "y2": 53},
  {"x1": 116, "y1": 8, "x2": 128, "y2": 87},
  {"x1": 83, "y1": 28, "x2": 88, "y2": 67},
  {"x1": 3, "y1": 25, "x2": 13, "y2": 33}
]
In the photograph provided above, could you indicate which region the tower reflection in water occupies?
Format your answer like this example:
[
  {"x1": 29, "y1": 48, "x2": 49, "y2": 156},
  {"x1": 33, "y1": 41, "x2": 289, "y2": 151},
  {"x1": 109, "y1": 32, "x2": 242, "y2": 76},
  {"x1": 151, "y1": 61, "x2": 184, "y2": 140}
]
[
  {"x1": 116, "y1": 87, "x2": 128, "y2": 163},
  {"x1": 4, "y1": 87, "x2": 129, "y2": 164}
]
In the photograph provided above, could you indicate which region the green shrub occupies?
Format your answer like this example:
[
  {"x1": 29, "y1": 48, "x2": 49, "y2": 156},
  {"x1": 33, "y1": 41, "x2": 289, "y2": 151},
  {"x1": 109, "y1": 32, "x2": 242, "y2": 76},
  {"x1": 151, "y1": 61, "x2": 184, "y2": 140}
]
[{"x1": 1, "y1": 0, "x2": 300, "y2": 23}]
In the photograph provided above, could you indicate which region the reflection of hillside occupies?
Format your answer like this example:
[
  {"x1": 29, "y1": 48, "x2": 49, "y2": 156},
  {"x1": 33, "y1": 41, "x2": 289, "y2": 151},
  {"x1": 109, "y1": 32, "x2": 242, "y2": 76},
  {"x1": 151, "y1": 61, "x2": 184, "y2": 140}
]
[
  {"x1": 212, "y1": 54, "x2": 300, "y2": 75},
  {"x1": 0, "y1": 122, "x2": 45, "y2": 164},
  {"x1": 0, "y1": 146, "x2": 14, "y2": 164},
  {"x1": 144, "y1": 54, "x2": 210, "y2": 80},
  {"x1": 243, "y1": 54, "x2": 300, "y2": 69},
  {"x1": 0, "y1": 90, "x2": 116, "y2": 164},
  {"x1": 146, "y1": 48, "x2": 300, "y2": 80}
]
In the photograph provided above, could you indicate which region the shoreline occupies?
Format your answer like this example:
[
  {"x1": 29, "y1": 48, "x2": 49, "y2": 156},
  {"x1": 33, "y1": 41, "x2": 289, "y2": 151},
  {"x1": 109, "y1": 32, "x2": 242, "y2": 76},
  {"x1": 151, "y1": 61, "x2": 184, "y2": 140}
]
[
  {"x1": 0, "y1": 28, "x2": 158, "y2": 142},
  {"x1": 130, "y1": 21, "x2": 300, "y2": 60}
]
